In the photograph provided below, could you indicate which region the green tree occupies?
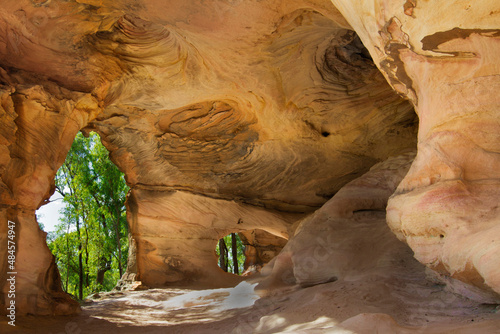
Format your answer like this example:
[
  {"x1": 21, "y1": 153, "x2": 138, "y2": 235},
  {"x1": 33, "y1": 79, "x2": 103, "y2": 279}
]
[
  {"x1": 216, "y1": 233, "x2": 245, "y2": 275},
  {"x1": 48, "y1": 132, "x2": 129, "y2": 300}
]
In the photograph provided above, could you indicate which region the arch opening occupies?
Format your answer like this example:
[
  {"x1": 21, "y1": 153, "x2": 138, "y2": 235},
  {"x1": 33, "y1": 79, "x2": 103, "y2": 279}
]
[
  {"x1": 36, "y1": 131, "x2": 129, "y2": 301},
  {"x1": 215, "y1": 233, "x2": 245, "y2": 275},
  {"x1": 215, "y1": 229, "x2": 288, "y2": 276}
]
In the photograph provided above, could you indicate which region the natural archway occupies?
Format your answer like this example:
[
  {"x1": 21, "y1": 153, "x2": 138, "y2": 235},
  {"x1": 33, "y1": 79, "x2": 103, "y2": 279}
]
[
  {"x1": 36, "y1": 132, "x2": 129, "y2": 301},
  {"x1": 1, "y1": 1, "x2": 499, "y2": 333},
  {"x1": 215, "y1": 229, "x2": 288, "y2": 276},
  {"x1": 215, "y1": 233, "x2": 244, "y2": 275}
]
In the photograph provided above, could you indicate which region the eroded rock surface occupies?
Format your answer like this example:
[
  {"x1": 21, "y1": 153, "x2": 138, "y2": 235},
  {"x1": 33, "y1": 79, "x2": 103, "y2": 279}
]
[
  {"x1": 239, "y1": 229, "x2": 288, "y2": 274},
  {"x1": 0, "y1": 82, "x2": 98, "y2": 315},
  {"x1": 0, "y1": 0, "x2": 498, "y2": 327},
  {"x1": 330, "y1": 0, "x2": 500, "y2": 295},
  {"x1": 123, "y1": 188, "x2": 299, "y2": 288},
  {"x1": 0, "y1": 0, "x2": 418, "y2": 315},
  {"x1": 259, "y1": 152, "x2": 418, "y2": 288},
  {"x1": 4, "y1": 153, "x2": 499, "y2": 333}
]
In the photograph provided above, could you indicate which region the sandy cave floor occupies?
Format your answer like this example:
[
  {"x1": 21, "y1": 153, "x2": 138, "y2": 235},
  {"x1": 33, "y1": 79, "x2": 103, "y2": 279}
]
[{"x1": 2, "y1": 272, "x2": 500, "y2": 334}]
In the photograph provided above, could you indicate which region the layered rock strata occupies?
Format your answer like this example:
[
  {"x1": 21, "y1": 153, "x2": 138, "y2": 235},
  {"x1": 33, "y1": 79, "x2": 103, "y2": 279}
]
[
  {"x1": 259, "y1": 152, "x2": 418, "y2": 288},
  {"x1": 239, "y1": 229, "x2": 288, "y2": 274},
  {"x1": 1, "y1": 0, "x2": 497, "y2": 318},
  {"x1": 0, "y1": 82, "x2": 99, "y2": 315},
  {"x1": 330, "y1": 0, "x2": 500, "y2": 295}
]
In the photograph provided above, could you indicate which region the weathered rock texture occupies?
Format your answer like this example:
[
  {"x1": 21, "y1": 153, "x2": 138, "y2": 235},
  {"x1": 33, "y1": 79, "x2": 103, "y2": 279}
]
[
  {"x1": 123, "y1": 188, "x2": 299, "y2": 288},
  {"x1": 239, "y1": 229, "x2": 288, "y2": 274},
  {"x1": 259, "y1": 152, "x2": 418, "y2": 288},
  {"x1": 330, "y1": 0, "x2": 500, "y2": 296},
  {"x1": 0, "y1": 0, "x2": 498, "y2": 320},
  {"x1": 91, "y1": 2, "x2": 418, "y2": 287},
  {"x1": 0, "y1": 82, "x2": 98, "y2": 315}
]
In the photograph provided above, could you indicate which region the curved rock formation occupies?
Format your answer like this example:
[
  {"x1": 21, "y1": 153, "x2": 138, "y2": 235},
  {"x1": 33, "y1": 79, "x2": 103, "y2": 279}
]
[
  {"x1": 0, "y1": 82, "x2": 98, "y2": 314},
  {"x1": 239, "y1": 229, "x2": 288, "y2": 274},
  {"x1": 330, "y1": 0, "x2": 500, "y2": 296},
  {"x1": 0, "y1": 0, "x2": 498, "y2": 323},
  {"x1": 259, "y1": 152, "x2": 418, "y2": 288}
]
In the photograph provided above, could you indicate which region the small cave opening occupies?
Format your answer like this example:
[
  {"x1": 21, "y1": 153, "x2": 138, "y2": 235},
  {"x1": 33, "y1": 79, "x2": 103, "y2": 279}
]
[
  {"x1": 215, "y1": 229, "x2": 288, "y2": 276},
  {"x1": 215, "y1": 233, "x2": 245, "y2": 275}
]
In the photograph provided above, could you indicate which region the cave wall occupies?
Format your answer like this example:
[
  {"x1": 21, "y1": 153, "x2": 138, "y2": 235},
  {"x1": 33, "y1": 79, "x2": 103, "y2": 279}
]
[
  {"x1": 0, "y1": 0, "x2": 497, "y2": 316},
  {"x1": 0, "y1": 82, "x2": 99, "y2": 314},
  {"x1": 124, "y1": 188, "x2": 298, "y2": 288},
  {"x1": 81, "y1": 1, "x2": 417, "y2": 290},
  {"x1": 330, "y1": 0, "x2": 500, "y2": 295},
  {"x1": 258, "y1": 152, "x2": 418, "y2": 289},
  {"x1": 239, "y1": 229, "x2": 288, "y2": 274}
]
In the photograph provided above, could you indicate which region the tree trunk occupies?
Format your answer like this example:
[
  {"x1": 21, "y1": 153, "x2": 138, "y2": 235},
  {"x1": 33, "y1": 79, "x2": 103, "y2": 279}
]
[
  {"x1": 85, "y1": 228, "x2": 89, "y2": 287},
  {"x1": 115, "y1": 209, "x2": 122, "y2": 278},
  {"x1": 83, "y1": 208, "x2": 89, "y2": 288},
  {"x1": 96, "y1": 257, "x2": 111, "y2": 285},
  {"x1": 111, "y1": 185, "x2": 124, "y2": 278},
  {"x1": 218, "y1": 238, "x2": 228, "y2": 272},
  {"x1": 231, "y1": 233, "x2": 239, "y2": 275},
  {"x1": 65, "y1": 223, "x2": 70, "y2": 291},
  {"x1": 76, "y1": 217, "x2": 83, "y2": 300},
  {"x1": 96, "y1": 269, "x2": 106, "y2": 286}
]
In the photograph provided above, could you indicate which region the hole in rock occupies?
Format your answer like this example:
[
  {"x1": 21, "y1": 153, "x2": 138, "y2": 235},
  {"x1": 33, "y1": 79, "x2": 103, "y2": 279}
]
[
  {"x1": 36, "y1": 132, "x2": 129, "y2": 301},
  {"x1": 216, "y1": 233, "x2": 245, "y2": 275},
  {"x1": 215, "y1": 229, "x2": 288, "y2": 276}
]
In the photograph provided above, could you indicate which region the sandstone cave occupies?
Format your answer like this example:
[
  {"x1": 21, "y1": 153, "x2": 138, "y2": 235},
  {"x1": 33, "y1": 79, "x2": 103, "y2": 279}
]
[{"x1": 1, "y1": 0, "x2": 500, "y2": 333}]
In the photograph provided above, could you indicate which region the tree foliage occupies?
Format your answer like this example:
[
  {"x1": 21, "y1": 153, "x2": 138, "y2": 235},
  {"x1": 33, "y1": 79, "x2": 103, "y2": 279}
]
[
  {"x1": 216, "y1": 233, "x2": 245, "y2": 275},
  {"x1": 47, "y1": 132, "x2": 129, "y2": 300}
]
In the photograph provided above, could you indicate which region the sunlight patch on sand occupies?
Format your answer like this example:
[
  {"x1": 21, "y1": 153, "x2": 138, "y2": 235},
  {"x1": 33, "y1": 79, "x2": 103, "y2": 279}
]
[{"x1": 162, "y1": 281, "x2": 259, "y2": 311}]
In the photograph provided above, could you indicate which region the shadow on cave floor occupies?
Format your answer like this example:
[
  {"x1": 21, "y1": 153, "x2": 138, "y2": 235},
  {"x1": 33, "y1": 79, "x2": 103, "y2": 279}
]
[{"x1": 2, "y1": 272, "x2": 500, "y2": 334}]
